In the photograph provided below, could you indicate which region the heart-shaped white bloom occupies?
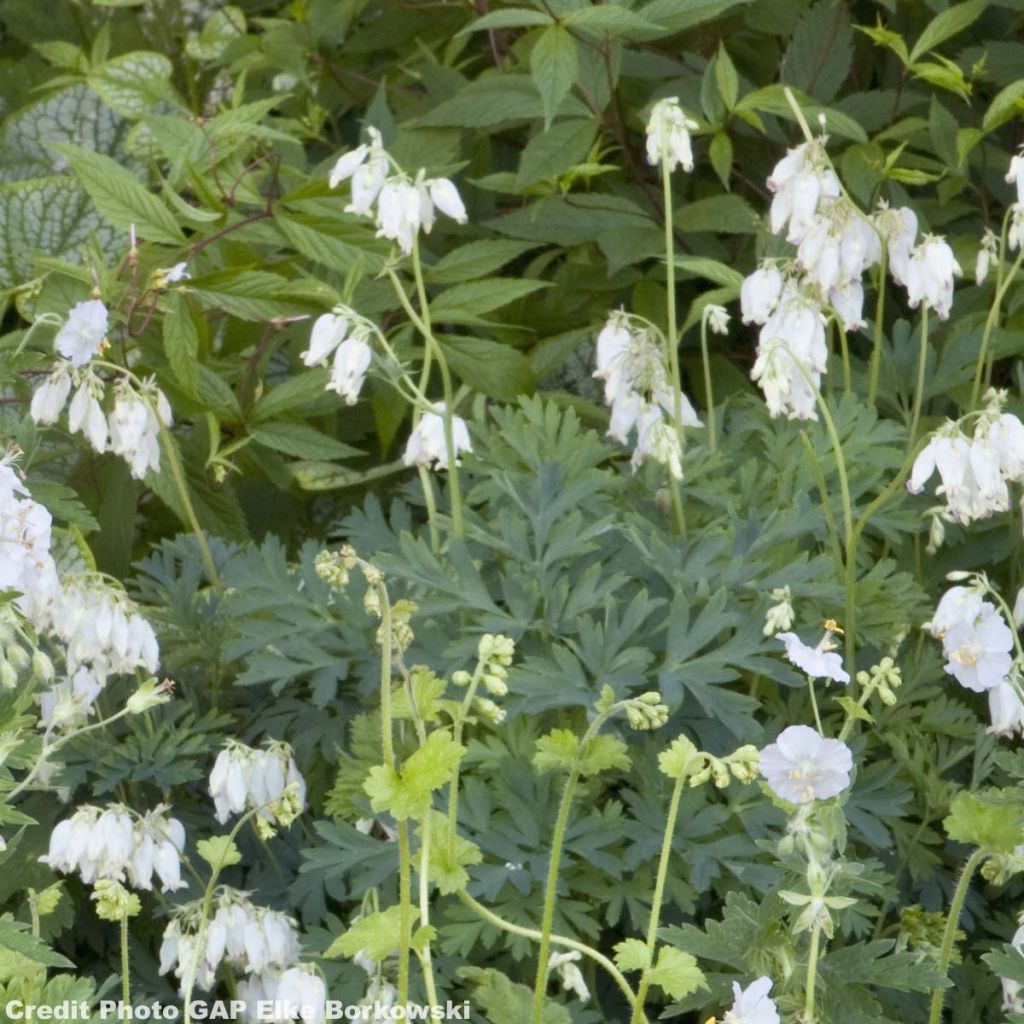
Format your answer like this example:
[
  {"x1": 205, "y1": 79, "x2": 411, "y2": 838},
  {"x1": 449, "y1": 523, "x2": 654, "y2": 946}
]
[
  {"x1": 430, "y1": 177, "x2": 467, "y2": 224},
  {"x1": 68, "y1": 381, "x2": 108, "y2": 454},
  {"x1": 723, "y1": 976, "x2": 780, "y2": 1024},
  {"x1": 30, "y1": 368, "x2": 72, "y2": 425},
  {"x1": 905, "y1": 235, "x2": 961, "y2": 320},
  {"x1": 56, "y1": 300, "x2": 108, "y2": 367},
  {"x1": 303, "y1": 312, "x2": 350, "y2": 366},
  {"x1": 741, "y1": 265, "x2": 784, "y2": 325},
  {"x1": 759, "y1": 725, "x2": 853, "y2": 804},
  {"x1": 328, "y1": 335, "x2": 372, "y2": 405},
  {"x1": 645, "y1": 97, "x2": 699, "y2": 172},
  {"x1": 403, "y1": 403, "x2": 472, "y2": 471}
]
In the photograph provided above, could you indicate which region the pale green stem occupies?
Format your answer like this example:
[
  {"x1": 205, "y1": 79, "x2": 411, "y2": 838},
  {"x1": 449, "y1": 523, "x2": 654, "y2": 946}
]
[
  {"x1": 418, "y1": 466, "x2": 440, "y2": 553},
  {"x1": 800, "y1": 431, "x2": 844, "y2": 581},
  {"x1": 446, "y1": 656, "x2": 486, "y2": 862},
  {"x1": 386, "y1": 264, "x2": 465, "y2": 538},
  {"x1": 6, "y1": 705, "x2": 134, "y2": 804},
  {"x1": 183, "y1": 807, "x2": 262, "y2": 1024},
  {"x1": 661, "y1": 155, "x2": 683, "y2": 440},
  {"x1": 867, "y1": 249, "x2": 888, "y2": 408},
  {"x1": 531, "y1": 708, "x2": 619, "y2": 1024},
  {"x1": 418, "y1": 812, "x2": 439, "y2": 1007},
  {"x1": 120, "y1": 917, "x2": 131, "y2": 1008},
  {"x1": 630, "y1": 772, "x2": 686, "y2": 1024},
  {"x1": 907, "y1": 306, "x2": 929, "y2": 453},
  {"x1": 835, "y1": 315, "x2": 851, "y2": 396},
  {"x1": 458, "y1": 890, "x2": 643, "y2": 1015},
  {"x1": 699, "y1": 316, "x2": 717, "y2": 453},
  {"x1": 93, "y1": 360, "x2": 220, "y2": 589},
  {"x1": 971, "y1": 206, "x2": 1018, "y2": 410},
  {"x1": 788, "y1": 352, "x2": 857, "y2": 677},
  {"x1": 807, "y1": 677, "x2": 824, "y2": 733},
  {"x1": 397, "y1": 820, "x2": 413, "y2": 1006},
  {"x1": 928, "y1": 849, "x2": 985, "y2": 1024},
  {"x1": 804, "y1": 922, "x2": 823, "y2": 1022}
]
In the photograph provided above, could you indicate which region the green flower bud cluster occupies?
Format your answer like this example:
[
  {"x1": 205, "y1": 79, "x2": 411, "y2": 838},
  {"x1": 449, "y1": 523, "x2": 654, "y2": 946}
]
[
  {"x1": 125, "y1": 677, "x2": 174, "y2": 715},
  {"x1": 625, "y1": 691, "x2": 669, "y2": 731},
  {"x1": 659, "y1": 736, "x2": 759, "y2": 787},
  {"x1": 898, "y1": 905, "x2": 961, "y2": 963},
  {"x1": 92, "y1": 880, "x2": 141, "y2": 922},
  {"x1": 855, "y1": 657, "x2": 903, "y2": 707}
]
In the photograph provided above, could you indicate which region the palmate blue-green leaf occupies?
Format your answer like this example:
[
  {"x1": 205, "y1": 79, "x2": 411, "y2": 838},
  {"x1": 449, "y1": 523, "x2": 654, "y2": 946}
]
[
  {"x1": 458, "y1": 967, "x2": 572, "y2": 1024},
  {"x1": 51, "y1": 142, "x2": 184, "y2": 244},
  {"x1": 0, "y1": 176, "x2": 118, "y2": 288}
]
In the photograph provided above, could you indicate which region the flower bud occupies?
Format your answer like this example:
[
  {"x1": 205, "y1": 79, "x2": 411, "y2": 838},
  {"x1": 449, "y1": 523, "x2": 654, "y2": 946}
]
[{"x1": 32, "y1": 650, "x2": 54, "y2": 683}]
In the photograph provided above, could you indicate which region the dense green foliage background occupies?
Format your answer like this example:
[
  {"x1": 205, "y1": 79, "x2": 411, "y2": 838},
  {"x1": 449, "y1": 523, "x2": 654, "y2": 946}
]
[{"x1": 8, "y1": 0, "x2": 1024, "y2": 1021}]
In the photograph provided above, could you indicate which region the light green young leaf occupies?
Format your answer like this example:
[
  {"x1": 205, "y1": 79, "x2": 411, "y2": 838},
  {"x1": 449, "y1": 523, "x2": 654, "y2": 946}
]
[
  {"x1": 459, "y1": 9, "x2": 552, "y2": 34},
  {"x1": 648, "y1": 947, "x2": 707, "y2": 999},
  {"x1": 421, "y1": 809, "x2": 483, "y2": 894},
  {"x1": 533, "y1": 728, "x2": 579, "y2": 774},
  {"x1": 614, "y1": 937, "x2": 651, "y2": 972},
  {"x1": 578, "y1": 734, "x2": 631, "y2": 777},
  {"x1": 659, "y1": 735, "x2": 703, "y2": 780},
  {"x1": 324, "y1": 905, "x2": 413, "y2": 961},
  {"x1": 714, "y1": 43, "x2": 739, "y2": 109},
  {"x1": 196, "y1": 836, "x2": 242, "y2": 869},
  {"x1": 364, "y1": 729, "x2": 466, "y2": 820},
  {"x1": 908, "y1": 0, "x2": 987, "y2": 64}
]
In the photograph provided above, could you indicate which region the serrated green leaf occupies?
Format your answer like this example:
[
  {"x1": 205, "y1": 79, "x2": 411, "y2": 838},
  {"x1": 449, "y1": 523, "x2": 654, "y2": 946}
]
[
  {"x1": 249, "y1": 422, "x2": 363, "y2": 462},
  {"x1": 908, "y1": 0, "x2": 987, "y2": 64},
  {"x1": 614, "y1": 937, "x2": 651, "y2": 972},
  {"x1": 659, "y1": 735, "x2": 703, "y2": 779},
  {"x1": 162, "y1": 293, "x2": 200, "y2": 396},
  {"x1": 427, "y1": 240, "x2": 538, "y2": 284},
  {"x1": 533, "y1": 728, "x2": 580, "y2": 773},
  {"x1": 943, "y1": 790, "x2": 1024, "y2": 853},
  {"x1": 364, "y1": 730, "x2": 465, "y2": 820},
  {"x1": 531, "y1": 26, "x2": 578, "y2": 130},
  {"x1": 325, "y1": 905, "x2": 413, "y2": 961},
  {"x1": 649, "y1": 947, "x2": 706, "y2": 999},
  {"x1": 52, "y1": 142, "x2": 184, "y2": 244},
  {"x1": 431, "y1": 278, "x2": 550, "y2": 321},
  {"x1": 715, "y1": 43, "x2": 739, "y2": 109},
  {"x1": 197, "y1": 836, "x2": 242, "y2": 869},
  {"x1": 459, "y1": 9, "x2": 552, "y2": 33}
]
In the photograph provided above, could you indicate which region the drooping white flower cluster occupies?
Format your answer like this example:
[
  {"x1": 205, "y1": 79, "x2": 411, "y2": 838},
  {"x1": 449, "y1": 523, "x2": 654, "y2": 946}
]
[
  {"x1": 160, "y1": 890, "x2": 301, "y2": 991},
  {"x1": 766, "y1": 138, "x2": 882, "y2": 331},
  {"x1": 31, "y1": 301, "x2": 174, "y2": 480},
  {"x1": 908, "y1": 390, "x2": 1024, "y2": 529},
  {"x1": 722, "y1": 975, "x2": 780, "y2": 1024},
  {"x1": 1005, "y1": 151, "x2": 1024, "y2": 251},
  {"x1": 238, "y1": 967, "x2": 328, "y2": 1024},
  {"x1": 548, "y1": 950, "x2": 590, "y2": 1003},
  {"x1": 41, "y1": 804, "x2": 185, "y2": 892},
  {"x1": 742, "y1": 271, "x2": 827, "y2": 421},
  {"x1": 593, "y1": 309, "x2": 701, "y2": 478},
  {"x1": 927, "y1": 583, "x2": 1018, "y2": 735},
  {"x1": 874, "y1": 203, "x2": 961, "y2": 320},
  {"x1": 0, "y1": 458, "x2": 161, "y2": 731},
  {"x1": 301, "y1": 307, "x2": 374, "y2": 405},
  {"x1": 328, "y1": 127, "x2": 467, "y2": 255},
  {"x1": 209, "y1": 740, "x2": 307, "y2": 827},
  {"x1": 402, "y1": 402, "x2": 473, "y2": 472},
  {"x1": 645, "y1": 97, "x2": 699, "y2": 173},
  {"x1": 759, "y1": 725, "x2": 853, "y2": 805}
]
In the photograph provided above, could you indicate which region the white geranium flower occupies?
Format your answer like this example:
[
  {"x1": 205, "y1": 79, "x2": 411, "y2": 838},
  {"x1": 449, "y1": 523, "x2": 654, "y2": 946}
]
[
  {"x1": 30, "y1": 367, "x2": 72, "y2": 425},
  {"x1": 403, "y1": 403, "x2": 472, "y2": 471},
  {"x1": 942, "y1": 602, "x2": 1014, "y2": 693},
  {"x1": 723, "y1": 976, "x2": 780, "y2": 1024},
  {"x1": 776, "y1": 628, "x2": 850, "y2": 684},
  {"x1": 645, "y1": 97, "x2": 699, "y2": 172},
  {"x1": 55, "y1": 300, "x2": 108, "y2": 367},
  {"x1": 759, "y1": 725, "x2": 853, "y2": 804}
]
